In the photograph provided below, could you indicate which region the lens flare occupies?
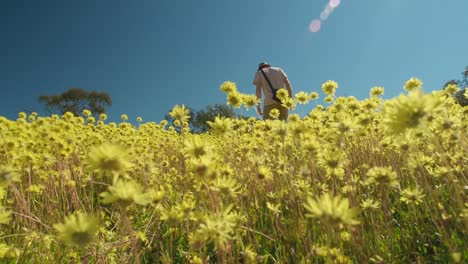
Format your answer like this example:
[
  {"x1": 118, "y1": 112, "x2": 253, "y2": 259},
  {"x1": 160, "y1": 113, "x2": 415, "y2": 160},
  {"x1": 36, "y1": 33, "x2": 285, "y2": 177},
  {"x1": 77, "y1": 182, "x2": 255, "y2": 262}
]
[
  {"x1": 309, "y1": 0, "x2": 342, "y2": 33},
  {"x1": 309, "y1": 19, "x2": 321, "y2": 33},
  {"x1": 320, "y1": 10, "x2": 330, "y2": 21},
  {"x1": 329, "y1": 0, "x2": 341, "y2": 8}
]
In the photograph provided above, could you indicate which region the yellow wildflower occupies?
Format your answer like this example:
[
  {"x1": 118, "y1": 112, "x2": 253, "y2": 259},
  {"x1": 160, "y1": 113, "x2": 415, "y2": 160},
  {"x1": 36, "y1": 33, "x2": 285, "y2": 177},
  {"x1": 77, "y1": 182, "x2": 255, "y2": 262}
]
[
  {"x1": 360, "y1": 198, "x2": 381, "y2": 210},
  {"x1": 365, "y1": 166, "x2": 399, "y2": 189},
  {"x1": 183, "y1": 137, "x2": 211, "y2": 159},
  {"x1": 220, "y1": 81, "x2": 237, "y2": 93},
  {"x1": 281, "y1": 97, "x2": 296, "y2": 110},
  {"x1": 404, "y1": 77, "x2": 423, "y2": 91},
  {"x1": 309, "y1": 92, "x2": 319, "y2": 100},
  {"x1": 0, "y1": 165, "x2": 19, "y2": 187},
  {"x1": 53, "y1": 212, "x2": 99, "y2": 248},
  {"x1": 242, "y1": 94, "x2": 260, "y2": 109},
  {"x1": 99, "y1": 113, "x2": 107, "y2": 121},
  {"x1": 85, "y1": 144, "x2": 133, "y2": 179},
  {"x1": 303, "y1": 193, "x2": 360, "y2": 228},
  {"x1": 227, "y1": 92, "x2": 242, "y2": 108},
  {"x1": 400, "y1": 187, "x2": 425, "y2": 205},
  {"x1": 169, "y1": 104, "x2": 191, "y2": 123},
  {"x1": 269, "y1": 109, "x2": 280, "y2": 119},
  {"x1": 370, "y1": 86, "x2": 384, "y2": 97},
  {"x1": 82, "y1": 109, "x2": 92, "y2": 117},
  {"x1": 383, "y1": 88, "x2": 443, "y2": 135},
  {"x1": 322, "y1": 80, "x2": 338, "y2": 95},
  {"x1": 444, "y1": 83, "x2": 460, "y2": 94},
  {"x1": 100, "y1": 179, "x2": 153, "y2": 208},
  {"x1": 295, "y1": 91, "x2": 309, "y2": 104},
  {"x1": 276, "y1": 88, "x2": 289, "y2": 100},
  {"x1": 207, "y1": 116, "x2": 233, "y2": 135}
]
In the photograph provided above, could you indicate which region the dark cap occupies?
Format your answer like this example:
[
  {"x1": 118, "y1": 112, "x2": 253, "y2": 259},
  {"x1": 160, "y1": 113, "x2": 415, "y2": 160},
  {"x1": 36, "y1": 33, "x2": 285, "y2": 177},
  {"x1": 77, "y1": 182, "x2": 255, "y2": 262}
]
[{"x1": 258, "y1": 61, "x2": 271, "y2": 71}]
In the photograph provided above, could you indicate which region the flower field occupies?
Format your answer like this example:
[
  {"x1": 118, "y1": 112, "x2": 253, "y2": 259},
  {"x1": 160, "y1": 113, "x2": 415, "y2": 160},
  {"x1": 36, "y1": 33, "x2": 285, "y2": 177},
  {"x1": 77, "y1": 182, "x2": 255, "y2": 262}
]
[{"x1": 0, "y1": 80, "x2": 467, "y2": 263}]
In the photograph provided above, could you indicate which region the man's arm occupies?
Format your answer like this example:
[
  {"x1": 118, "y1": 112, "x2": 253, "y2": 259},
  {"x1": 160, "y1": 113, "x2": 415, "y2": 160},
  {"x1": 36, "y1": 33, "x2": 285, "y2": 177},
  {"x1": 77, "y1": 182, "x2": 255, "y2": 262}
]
[
  {"x1": 284, "y1": 77, "x2": 293, "y2": 97},
  {"x1": 256, "y1": 85, "x2": 262, "y2": 115},
  {"x1": 281, "y1": 69, "x2": 293, "y2": 97}
]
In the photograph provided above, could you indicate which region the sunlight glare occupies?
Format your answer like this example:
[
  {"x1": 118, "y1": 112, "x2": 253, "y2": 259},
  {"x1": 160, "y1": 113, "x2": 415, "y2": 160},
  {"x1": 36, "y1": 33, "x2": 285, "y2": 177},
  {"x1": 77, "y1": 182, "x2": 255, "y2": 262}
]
[
  {"x1": 309, "y1": 0, "x2": 342, "y2": 33},
  {"x1": 329, "y1": 0, "x2": 341, "y2": 9},
  {"x1": 309, "y1": 19, "x2": 321, "y2": 33}
]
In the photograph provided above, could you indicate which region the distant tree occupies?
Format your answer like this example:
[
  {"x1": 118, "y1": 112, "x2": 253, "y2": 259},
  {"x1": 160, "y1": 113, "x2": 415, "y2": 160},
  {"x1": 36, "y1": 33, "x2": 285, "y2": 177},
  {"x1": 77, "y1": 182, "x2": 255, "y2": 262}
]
[
  {"x1": 192, "y1": 104, "x2": 238, "y2": 133},
  {"x1": 164, "y1": 104, "x2": 242, "y2": 133},
  {"x1": 38, "y1": 88, "x2": 112, "y2": 116},
  {"x1": 443, "y1": 66, "x2": 467, "y2": 107}
]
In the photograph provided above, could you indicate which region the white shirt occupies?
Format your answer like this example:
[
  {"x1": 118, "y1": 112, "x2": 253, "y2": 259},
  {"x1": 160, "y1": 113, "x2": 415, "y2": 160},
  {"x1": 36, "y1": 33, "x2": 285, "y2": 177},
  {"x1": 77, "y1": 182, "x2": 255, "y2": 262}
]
[{"x1": 253, "y1": 67, "x2": 289, "y2": 106}]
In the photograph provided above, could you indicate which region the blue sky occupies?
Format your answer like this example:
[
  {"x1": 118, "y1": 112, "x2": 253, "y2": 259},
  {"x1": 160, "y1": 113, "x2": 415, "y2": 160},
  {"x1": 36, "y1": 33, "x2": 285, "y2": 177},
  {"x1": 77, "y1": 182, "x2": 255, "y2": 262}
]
[{"x1": 1, "y1": 0, "x2": 467, "y2": 123}]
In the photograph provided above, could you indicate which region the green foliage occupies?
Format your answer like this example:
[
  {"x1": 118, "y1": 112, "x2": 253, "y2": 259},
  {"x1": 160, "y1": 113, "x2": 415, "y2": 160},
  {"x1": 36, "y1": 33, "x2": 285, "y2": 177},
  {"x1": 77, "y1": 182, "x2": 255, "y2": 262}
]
[
  {"x1": 38, "y1": 87, "x2": 112, "y2": 116},
  {"x1": 165, "y1": 103, "x2": 241, "y2": 133},
  {"x1": 443, "y1": 66, "x2": 468, "y2": 107},
  {"x1": 191, "y1": 104, "x2": 238, "y2": 133}
]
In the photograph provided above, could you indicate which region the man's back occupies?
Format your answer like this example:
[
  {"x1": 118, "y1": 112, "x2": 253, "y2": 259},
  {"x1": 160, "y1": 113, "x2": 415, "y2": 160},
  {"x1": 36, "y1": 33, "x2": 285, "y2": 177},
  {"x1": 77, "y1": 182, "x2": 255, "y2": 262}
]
[{"x1": 253, "y1": 66, "x2": 289, "y2": 106}]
